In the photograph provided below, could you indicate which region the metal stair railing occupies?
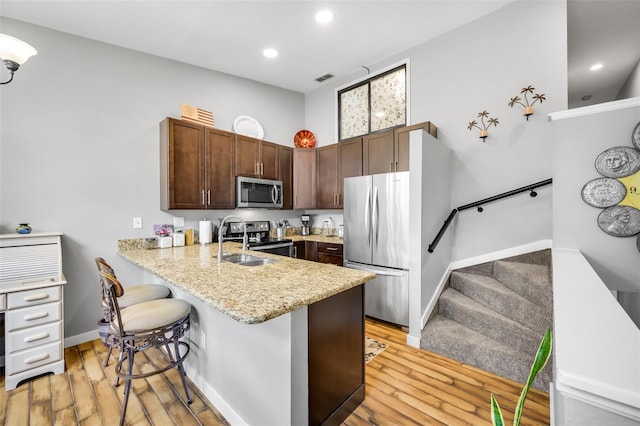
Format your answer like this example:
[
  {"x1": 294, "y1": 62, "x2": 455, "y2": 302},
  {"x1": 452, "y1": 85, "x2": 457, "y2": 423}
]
[{"x1": 427, "y1": 178, "x2": 553, "y2": 253}]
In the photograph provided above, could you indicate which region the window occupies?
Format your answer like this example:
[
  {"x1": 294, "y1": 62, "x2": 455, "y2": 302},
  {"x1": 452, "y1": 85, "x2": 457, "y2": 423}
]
[{"x1": 338, "y1": 64, "x2": 406, "y2": 140}]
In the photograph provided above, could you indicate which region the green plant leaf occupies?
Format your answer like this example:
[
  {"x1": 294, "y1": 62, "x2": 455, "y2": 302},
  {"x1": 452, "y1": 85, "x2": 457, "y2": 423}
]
[
  {"x1": 513, "y1": 328, "x2": 553, "y2": 425},
  {"x1": 491, "y1": 394, "x2": 505, "y2": 426}
]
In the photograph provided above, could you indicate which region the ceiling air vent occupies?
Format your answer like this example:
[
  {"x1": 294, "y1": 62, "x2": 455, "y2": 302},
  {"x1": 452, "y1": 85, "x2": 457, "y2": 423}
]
[{"x1": 315, "y1": 73, "x2": 334, "y2": 82}]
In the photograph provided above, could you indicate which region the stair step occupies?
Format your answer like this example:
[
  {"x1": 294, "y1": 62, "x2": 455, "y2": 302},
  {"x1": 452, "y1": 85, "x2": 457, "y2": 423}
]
[
  {"x1": 493, "y1": 261, "x2": 553, "y2": 313},
  {"x1": 421, "y1": 315, "x2": 551, "y2": 391},
  {"x1": 450, "y1": 271, "x2": 551, "y2": 335},
  {"x1": 439, "y1": 288, "x2": 542, "y2": 357}
]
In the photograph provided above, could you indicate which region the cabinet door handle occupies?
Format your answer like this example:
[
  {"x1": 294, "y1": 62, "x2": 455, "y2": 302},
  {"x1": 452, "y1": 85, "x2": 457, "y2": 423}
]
[
  {"x1": 261, "y1": 163, "x2": 264, "y2": 176},
  {"x1": 326, "y1": 247, "x2": 339, "y2": 251},
  {"x1": 207, "y1": 190, "x2": 211, "y2": 205},
  {"x1": 24, "y1": 293, "x2": 49, "y2": 302},
  {"x1": 25, "y1": 332, "x2": 50, "y2": 343},
  {"x1": 201, "y1": 190, "x2": 206, "y2": 206},
  {"x1": 390, "y1": 162, "x2": 393, "y2": 172},
  {"x1": 395, "y1": 161, "x2": 399, "y2": 171},
  {"x1": 293, "y1": 246, "x2": 298, "y2": 258},
  {"x1": 25, "y1": 353, "x2": 50, "y2": 365},
  {"x1": 24, "y1": 312, "x2": 49, "y2": 321}
]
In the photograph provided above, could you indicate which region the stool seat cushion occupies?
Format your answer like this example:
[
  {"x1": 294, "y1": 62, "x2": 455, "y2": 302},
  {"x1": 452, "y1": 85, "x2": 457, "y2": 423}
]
[
  {"x1": 118, "y1": 284, "x2": 170, "y2": 308},
  {"x1": 117, "y1": 299, "x2": 191, "y2": 332}
]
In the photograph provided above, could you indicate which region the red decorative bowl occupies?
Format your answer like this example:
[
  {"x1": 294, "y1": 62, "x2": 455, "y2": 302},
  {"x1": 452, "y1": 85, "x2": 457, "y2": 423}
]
[{"x1": 294, "y1": 130, "x2": 316, "y2": 148}]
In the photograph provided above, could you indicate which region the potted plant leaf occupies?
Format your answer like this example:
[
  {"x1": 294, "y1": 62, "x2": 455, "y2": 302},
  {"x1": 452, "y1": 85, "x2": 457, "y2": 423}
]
[{"x1": 491, "y1": 328, "x2": 552, "y2": 426}]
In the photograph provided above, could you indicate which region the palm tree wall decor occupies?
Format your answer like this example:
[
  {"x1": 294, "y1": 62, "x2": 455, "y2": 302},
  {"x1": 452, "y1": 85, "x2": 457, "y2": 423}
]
[
  {"x1": 467, "y1": 110, "x2": 499, "y2": 142},
  {"x1": 509, "y1": 85, "x2": 546, "y2": 120}
]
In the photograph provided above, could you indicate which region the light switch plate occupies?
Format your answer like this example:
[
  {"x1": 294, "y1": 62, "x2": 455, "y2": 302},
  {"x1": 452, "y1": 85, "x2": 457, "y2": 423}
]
[
  {"x1": 133, "y1": 217, "x2": 143, "y2": 229},
  {"x1": 173, "y1": 217, "x2": 185, "y2": 228}
]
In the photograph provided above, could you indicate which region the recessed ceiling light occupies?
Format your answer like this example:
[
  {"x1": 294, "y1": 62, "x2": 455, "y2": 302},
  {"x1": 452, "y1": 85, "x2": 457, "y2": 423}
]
[
  {"x1": 590, "y1": 62, "x2": 603, "y2": 71},
  {"x1": 315, "y1": 10, "x2": 334, "y2": 24},
  {"x1": 263, "y1": 48, "x2": 278, "y2": 58}
]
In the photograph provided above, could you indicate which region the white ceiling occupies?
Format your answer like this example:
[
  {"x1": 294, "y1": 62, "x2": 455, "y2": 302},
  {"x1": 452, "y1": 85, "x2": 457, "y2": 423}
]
[{"x1": 1, "y1": 0, "x2": 639, "y2": 107}]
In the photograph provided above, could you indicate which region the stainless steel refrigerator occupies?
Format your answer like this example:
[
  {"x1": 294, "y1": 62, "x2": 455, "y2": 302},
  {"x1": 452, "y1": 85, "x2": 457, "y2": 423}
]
[{"x1": 344, "y1": 172, "x2": 409, "y2": 327}]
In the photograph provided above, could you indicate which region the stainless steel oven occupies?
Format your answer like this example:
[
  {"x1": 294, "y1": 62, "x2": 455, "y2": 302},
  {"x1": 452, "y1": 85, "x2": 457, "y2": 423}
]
[{"x1": 225, "y1": 220, "x2": 292, "y2": 257}]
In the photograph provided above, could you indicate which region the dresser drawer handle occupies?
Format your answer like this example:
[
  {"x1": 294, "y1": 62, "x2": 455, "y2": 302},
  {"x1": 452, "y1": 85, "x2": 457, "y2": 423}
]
[
  {"x1": 325, "y1": 247, "x2": 339, "y2": 251},
  {"x1": 24, "y1": 293, "x2": 50, "y2": 302},
  {"x1": 25, "y1": 332, "x2": 50, "y2": 343},
  {"x1": 25, "y1": 353, "x2": 50, "y2": 364},
  {"x1": 24, "y1": 312, "x2": 49, "y2": 321}
]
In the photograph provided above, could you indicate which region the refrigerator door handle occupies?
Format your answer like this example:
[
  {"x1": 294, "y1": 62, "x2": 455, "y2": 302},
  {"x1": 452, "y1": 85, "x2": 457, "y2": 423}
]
[
  {"x1": 372, "y1": 186, "x2": 379, "y2": 247},
  {"x1": 365, "y1": 186, "x2": 371, "y2": 246}
]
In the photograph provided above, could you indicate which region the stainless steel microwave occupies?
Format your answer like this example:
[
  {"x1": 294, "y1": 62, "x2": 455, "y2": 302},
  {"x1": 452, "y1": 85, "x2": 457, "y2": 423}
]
[{"x1": 236, "y1": 176, "x2": 283, "y2": 208}]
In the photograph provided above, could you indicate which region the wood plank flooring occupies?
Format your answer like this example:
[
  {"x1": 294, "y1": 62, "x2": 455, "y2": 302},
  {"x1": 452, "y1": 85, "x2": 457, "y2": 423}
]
[{"x1": 0, "y1": 319, "x2": 549, "y2": 425}]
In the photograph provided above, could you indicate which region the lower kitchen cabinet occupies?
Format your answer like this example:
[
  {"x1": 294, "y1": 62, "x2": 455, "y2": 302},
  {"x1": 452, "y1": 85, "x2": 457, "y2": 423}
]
[{"x1": 317, "y1": 242, "x2": 343, "y2": 266}]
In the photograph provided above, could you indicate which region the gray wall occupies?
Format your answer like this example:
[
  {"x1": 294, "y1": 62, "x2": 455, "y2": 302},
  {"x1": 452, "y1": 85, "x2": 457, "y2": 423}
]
[
  {"x1": 305, "y1": 0, "x2": 566, "y2": 261},
  {"x1": 0, "y1": 18, "x2": 305, "y2": 338},
  {"x1": 551, "y1": 100, "x2": 640, "y2": 292}
]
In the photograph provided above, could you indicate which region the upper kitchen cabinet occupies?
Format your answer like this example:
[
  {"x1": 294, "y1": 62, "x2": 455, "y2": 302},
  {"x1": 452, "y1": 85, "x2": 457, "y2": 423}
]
[
  {"x1": 393, "y1": 121, "x2": 438, "y2": 172},
  {"x1": 160, "y1": 118, "x2": 235, "y2": 210},
  {"x1": 363, "y1": 130, "x2": 395, "y2": 175},
  {"x1": 235, "y1": 135, "x2": 278, "y2": 180},
  {"x1": 278, "y1": 145, "x2": 293, "y2": 210},
  {"x1": 316, "y1": 138, "x2": 362, "y2": 209},
  {"x1": 293, "y1": 148, "x2": 316, "y2": 210}
]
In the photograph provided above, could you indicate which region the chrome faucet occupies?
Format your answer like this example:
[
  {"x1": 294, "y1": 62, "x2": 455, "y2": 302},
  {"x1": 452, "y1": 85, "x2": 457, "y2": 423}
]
[{"x1": 217, "y1": 215, "x2": 248, "y2": 263}]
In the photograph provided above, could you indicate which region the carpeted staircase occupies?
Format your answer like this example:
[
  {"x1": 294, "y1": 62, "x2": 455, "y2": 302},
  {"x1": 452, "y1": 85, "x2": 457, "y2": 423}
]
[{"x1": 420, "y1": 250, "x2": 553, "y2": 391}]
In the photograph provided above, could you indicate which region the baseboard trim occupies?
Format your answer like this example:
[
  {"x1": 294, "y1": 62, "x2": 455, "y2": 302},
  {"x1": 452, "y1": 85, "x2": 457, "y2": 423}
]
[
  {"x1": 65, "y1": 329, "x2": 99, "y2": 348},
  {"x1": 450, "y1": 240, "x2": 552, "y2": 270}
]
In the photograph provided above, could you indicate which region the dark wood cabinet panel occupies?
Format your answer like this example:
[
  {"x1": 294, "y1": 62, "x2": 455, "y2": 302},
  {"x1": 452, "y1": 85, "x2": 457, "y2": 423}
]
[
  {"x1": 363, "y1": 130, "x2": 394, "y2": 175},
  {"x1": 292, "y1": 241, "x2": 305, "y2": 259},
  {"x1": 278, "y1": 145, "x2": 293, "y2": 210},
  {"x1": 316, "y1": 144, "x2": 339, "y2": 208},
  {"x1": 338, "y1": 138, "x2": 363, "y2": 207},
  {"x1": 293, "y1": 148, "x2": 316, "y2": 210},
  {"x1": 235, "y1": 135, "x2": 279, "y2": 179},
  {"x1": 305, "y1": 240, "x2": 318, "y2": 262},
  {"x1": 317, "y1": 242, "x2": 343, "y2": 266},
  {"x1": 308, "y1": 284, "x2": 364, "y2": 425},
  {"x1": 393, "y1": 121, "x2": 438, "y2": 172},
  {"x1": 235, "y1": 135, "x2": 260, "y2": 177},
  {"x1": 205, "y1": 127, "x2": 236, "y2": 209},
  {"x1": 161, "y1": 118, "x2": 235, "y2": 210},
  {"x1": 260, "y1": 140, "x2": 279, "y2": 180}
]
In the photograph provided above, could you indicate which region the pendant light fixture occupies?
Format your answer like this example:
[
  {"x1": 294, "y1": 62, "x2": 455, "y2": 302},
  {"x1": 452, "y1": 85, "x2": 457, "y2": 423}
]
[{"x1": 0, "y1": 34, "x2": 37, "y2": 85}]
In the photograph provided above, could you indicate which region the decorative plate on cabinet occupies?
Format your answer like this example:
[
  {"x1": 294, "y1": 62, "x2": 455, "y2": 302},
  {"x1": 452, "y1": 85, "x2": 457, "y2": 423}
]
[
  {"x1": 294, "y1": 129, "x2": 316, "y2": 148},
  {"x1": 233, "y1": 115, "x2": 264, "y2": 139}
]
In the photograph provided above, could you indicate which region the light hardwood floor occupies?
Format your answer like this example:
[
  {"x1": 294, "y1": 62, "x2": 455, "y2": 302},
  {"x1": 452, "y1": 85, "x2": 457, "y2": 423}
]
[{"x1": 0, "y1": 319, "x2": 549, "y2": 425}]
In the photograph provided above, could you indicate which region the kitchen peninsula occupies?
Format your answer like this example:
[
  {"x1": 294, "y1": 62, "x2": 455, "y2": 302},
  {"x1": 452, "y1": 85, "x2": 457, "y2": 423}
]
[{"x1": 118, "y1": 241, "x2": 375, "y2": 426}]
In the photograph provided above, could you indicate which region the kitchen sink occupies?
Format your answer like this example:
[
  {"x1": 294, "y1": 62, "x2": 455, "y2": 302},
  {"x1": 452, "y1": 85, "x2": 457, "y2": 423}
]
[{"x1": 221, "y1": 253, "x2": 279, "y2": 267}]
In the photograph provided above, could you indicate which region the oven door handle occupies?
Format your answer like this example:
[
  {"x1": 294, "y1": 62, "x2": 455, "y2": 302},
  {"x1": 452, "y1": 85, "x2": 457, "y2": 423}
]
[{"x1": 249, "y1": 242, "x2": 293, "y2": 251}]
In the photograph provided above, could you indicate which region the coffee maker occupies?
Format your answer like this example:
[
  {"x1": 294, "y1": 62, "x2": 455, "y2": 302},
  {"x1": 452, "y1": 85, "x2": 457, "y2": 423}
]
[{"x1": 301, "y1": 214, "x2": 310, "y2": 236}]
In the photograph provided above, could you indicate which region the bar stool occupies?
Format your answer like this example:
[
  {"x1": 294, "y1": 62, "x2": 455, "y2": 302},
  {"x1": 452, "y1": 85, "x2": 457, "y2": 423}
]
[
  {"x1": 95, "y1": 257, "x2": 171, "y2": 366},
  {"x1": 100, "y1": 270, "x2": 192, "y2": 425}
]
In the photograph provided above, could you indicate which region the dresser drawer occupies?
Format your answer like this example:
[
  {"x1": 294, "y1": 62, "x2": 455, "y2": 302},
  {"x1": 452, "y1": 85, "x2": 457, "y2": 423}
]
[
  {"x1": 6, "y1": 301, "x2": 62, "y2": 331},
  {"x1": 6, "y1": 340, "x2": 62, "y2": 376},
  {"x1": 317, "y1": 242, "x2": 343, "y2": 256},
  {"x1": 8, "y1": 286, "x2": 61, "y2": 309},
  {"x1": 8, "y1": 321, "x2": 61, "y2": 353}
]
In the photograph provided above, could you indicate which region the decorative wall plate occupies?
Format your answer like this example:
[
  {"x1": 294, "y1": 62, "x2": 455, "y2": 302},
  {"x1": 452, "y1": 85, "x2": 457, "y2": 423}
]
[
  {"x1": 581, "y1": 177, "x2": 626, "y2": 208},
  {"x1": 594, "y1": 146, "x2": 640, "y2": 178},
  {"x1": 233, "y1": 115, "x2": 264, "y2": 139},
  {"x1": 294, "y1": 129, "x2": 316, "y2": 148}
]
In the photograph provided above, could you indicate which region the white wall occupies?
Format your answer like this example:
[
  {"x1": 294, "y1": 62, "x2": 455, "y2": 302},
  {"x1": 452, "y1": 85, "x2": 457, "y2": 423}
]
[
  {"x1": 550, "y1": 99, "x2": 640, "y2": 292},
  {"x1": 305, "y1": 0, "x2": 566, "y2": 261},
  {"x1": 0, "y1": 18, "x2": 305, "y2": 338}
]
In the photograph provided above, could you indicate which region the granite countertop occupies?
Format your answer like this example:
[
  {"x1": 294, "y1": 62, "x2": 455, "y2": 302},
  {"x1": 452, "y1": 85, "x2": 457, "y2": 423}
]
[
  {"x1": 288, "y1": 234, "x2": 343, "y2": 244},
  {"x1": 118, "y1": 242, "x2": 373, "y2": 325}
]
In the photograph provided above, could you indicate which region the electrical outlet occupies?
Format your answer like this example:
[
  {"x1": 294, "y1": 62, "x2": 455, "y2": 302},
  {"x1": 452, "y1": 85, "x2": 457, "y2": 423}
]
[
  {"x1": 200, "y1": 331, "x2": 206, "y2": 350},
  {"x1": 133, "y1": 217, "x2": 143, "y2": 229}
]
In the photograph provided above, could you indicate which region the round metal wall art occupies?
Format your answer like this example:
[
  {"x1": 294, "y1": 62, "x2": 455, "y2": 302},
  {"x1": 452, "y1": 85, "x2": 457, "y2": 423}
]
[{"x1": 581, "y1": 121, "x2": 640, "y2": 244}]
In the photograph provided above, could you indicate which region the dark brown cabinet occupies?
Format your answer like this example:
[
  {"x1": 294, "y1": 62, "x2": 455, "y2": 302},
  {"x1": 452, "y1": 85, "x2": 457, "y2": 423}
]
[
  {"x1": 235, "y1": 135, "x2": 278, "y2": 180},
  {"x1": 278, "y1": 145, "x2": 293, "y2": 210},
  {"x1": 317, "y1": 242, "x2": 343, "y2": 266},
  {"x1": 363, "y1": 130, "x2": 395, "y2": 175},
  {"x1": 160, "y1": 118, "x2": 235, "y2": 210},
  {"x1": 316, "y1": 138, "x2": 362, "y2": 209},
  {"x1": 293, "y1": 148, "x2": 317, "y2": 210}
]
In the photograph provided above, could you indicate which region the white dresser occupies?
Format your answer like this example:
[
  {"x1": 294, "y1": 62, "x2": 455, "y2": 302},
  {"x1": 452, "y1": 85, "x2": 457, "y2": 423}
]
[{"x1": 0, "y1": 232, "x2": 66, "y2": 390}]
